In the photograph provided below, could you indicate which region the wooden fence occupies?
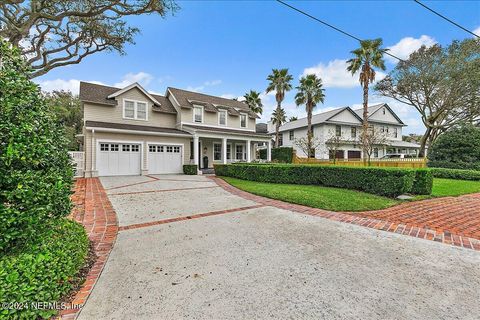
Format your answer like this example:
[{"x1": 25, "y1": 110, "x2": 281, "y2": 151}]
[{"x1": 293, "y1": 155, "x2": 427, "y2": 168}]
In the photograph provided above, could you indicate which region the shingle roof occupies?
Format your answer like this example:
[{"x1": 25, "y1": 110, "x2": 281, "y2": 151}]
[
  {"x1": 85, "y1": 120, "x2": 191, "y2": 135},
  {"x1": 278, "y1": 107, "x2": 357, "y2": 132},
  {"x1": 183, "y1": 124, "x2": 271, "y2": 138},
  {"x1": 168, "y1": 87, "x2": 258, "y2": 118},
  {"x1": 79, "y1": 82, "x2": 177, "y2": 114}
]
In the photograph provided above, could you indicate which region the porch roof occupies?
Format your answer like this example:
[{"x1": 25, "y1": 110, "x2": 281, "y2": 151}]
[{"x1": 183, "y1": 124, "x2": 272, "y2": 139}]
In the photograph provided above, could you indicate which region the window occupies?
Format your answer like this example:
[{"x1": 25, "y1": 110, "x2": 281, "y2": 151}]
[
  {"x1": 240, "y1": 114, "x2": 247, "y2": 128},
  {"x1": 131, "y1": 145, "x2": 139, "y2": 152},
  {"x1": 124, "y1": 100, "x2": 147, "y2": 120},
  {"x1": 166, "y1": 146, "x2": 173, "y2": 153},
  {"x1": 335, "y1": 125, "x2": 341, "y2": 137},
  {"x1": 289, "y1": 130, "x2": 294, "y2": 141},
  {"x1": 219, "y1": 110, "x2": 227, "y2": 126},
  {"x1": 194, "y1": 106, "x2": 203, "y2": 123},
  {"x1": 157, "y1": 145, "x2": 164, "y2": 152},
  {"x1": 227, "y1": 144, "x2": 231, "y2": 160},
  {"x1": 278, "y1": 134, "x2": 283, "y2": 146},
  {"x1": 374, "y1": 148, "x2": 379, "y2": 158},
  {"x1": 394, "y1": 128, "x2": 398, "y2": 138},
  {"x1": 351, "y1": 127, "x2": 357, "y2": 138},
  {"x1": 381, "y1": 126, "x2": 385, "y2": 133},
  {"x1": 122, "y1": 144, "x2": 130, "y2": 152},
  {"x1": 173, "y1": 146, "x2": 180, "y2": 153},
  {"x1": 213, "y1": 143, "x2": 221, "y2": 160},
  {"x1": 110, "y1": 144, "x2": 119, "y2": 151},
  {"x1": 149, "y1": 145, "x2": 156, "y2": 152},
  {"x1": 236, "y1": 145, "x2": 244, "y2": 160},
  {"x1": 100, "y1": 143, "x2": 109, "y2": 151},
  {"x1": 383, "y1": 108, "x2": 386, "y2": 115}
]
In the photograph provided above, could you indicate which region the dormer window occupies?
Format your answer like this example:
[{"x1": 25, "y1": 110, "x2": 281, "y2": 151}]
[
  {"x1": 218, "y1": 110, "x2": 227, "y2": 126},
  {"x1": 123, "y1": 99, "x2": 147, "y2": 120},
  {"x1": 383, "y1": 108, "x2": 386, "y2": 115},
  {"x1": 193, "y1": 106, "x2": 203, "y2": 123},
  {"x1": 240, "y1": 113, "x2": 247, "y2": 128}
]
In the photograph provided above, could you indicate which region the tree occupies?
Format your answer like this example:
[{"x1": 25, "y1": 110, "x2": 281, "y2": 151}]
[
  {"x1": 295, "y1": 74, "x2": 325, "y2": 157},
  {"x1": 325, "y1": 130, "x2": 343, "y2": 164},
  {"x1": 289, "y1": 116, "x2": 298, "y2": 122},
  {"x1": 243, "y1": 90, "x2": 263, "y2": 114},
  {"x1": 0, "y1": 1, "x2": 179, "y2": 78},
  {"x1": 271, "y1": 107, "x2": 287, "y2": 146},
  {"x1": 427, "y1": 124, "x2": 480, "y2": 170},
  {"x1": 294, "y1": 137, "x2": 323, "y2": 159},
  {"x1": 0, "y1": 40, "x2": 73, "y2": 251},
  {"x1": 266, "y1": 68, "x2": 293, "y2": 147},
  {"x1": 359, "y1": 127, "x2": 388, "y2": 165},
  {"x1": 403, "y1": 133, "x2": 422, "y2": 144},
  {"x1": 346, "y1": 38, "x2": 388, "y2": 163},
  {"x1": 375, "y1": 39, "x2": 480, "y2": 157},
  {"x1": 44, "y1": 90, "x2": 83, "y2": 150}
]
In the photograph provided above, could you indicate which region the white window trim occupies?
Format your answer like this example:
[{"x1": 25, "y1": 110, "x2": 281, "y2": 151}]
[
  {"x1": 218, "y1": 109, "x2": 228, "y2": 126},
  {"x1": 240, "y1": 113, "x2": 248, "y2": 128},
  {"x1": 213, "y1": 142, "x2": 222, "y2": 161},
  {"x1": 123, "y1": 98, "x2": 148, "y2": 121},
  {"x1": 193, "y1": 105, "x2": 204, "y2": 124},
  {"x1": 235, "y1": 143, "x2": 246, "y2": 161},
  {"x1": 289, "y1": 130, "x2": 294, "y2": 141}
]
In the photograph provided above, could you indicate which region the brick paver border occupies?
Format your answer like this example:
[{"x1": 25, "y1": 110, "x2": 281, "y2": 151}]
[
  {"x1": 58, "y1": 178, "x2": 118, "y2": 319},
  {"x1": 210, "y1": 177, "x2": 480, "y2": 251}
]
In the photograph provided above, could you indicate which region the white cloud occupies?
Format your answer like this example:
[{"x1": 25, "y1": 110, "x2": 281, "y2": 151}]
[
  {"x1": 302, "y1": 59, "x2": 386, "y2": 88},
  {"x1": 114, "y1": 71, "x2": 153, "y2": 88},
  {"x1": 186, "y1": 79, "x2": 222, "y2": 92},
  {"x1": 386, "y1": 35, "x2": 436, "y2": 63},
  {"x1": 474, "y1": 26, "x2": 480, "y2": 37},
  {"x1": 35, "y1": 79, "x2": 104, "y2": 94}
]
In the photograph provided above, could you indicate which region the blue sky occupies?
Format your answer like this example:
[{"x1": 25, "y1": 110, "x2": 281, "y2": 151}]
[{"x1": 36, "y1": 0, "x2": 480, "y2": 134}]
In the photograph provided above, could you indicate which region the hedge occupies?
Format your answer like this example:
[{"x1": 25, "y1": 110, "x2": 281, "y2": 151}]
[
  {"x1": 271, "y1": 147, "x2": 293, "y2": 163},
  {"x1": 431, "y1": 168, "x2": 480, "y2": 181},
  {"x1": 411, "y1": 169, "x2": 434, "y2": 195},
  {"x1": 0, "y1": 219, "x2": 88, "y2": 319},
  {"x1": 215, "y1": 164, "x2": 419, "y2": 197},
  {"x1": 183, "y1": 164, "x2": 198, "y2": 175}
]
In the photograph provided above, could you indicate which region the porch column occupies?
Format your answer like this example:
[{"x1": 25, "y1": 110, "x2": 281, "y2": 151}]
[
  {"x1": 246, "y1": 140, "x2": 251, "y2": 162},
  {"x1": 193, "y1": 135, "x2": 199, "y2": 166},
  {"x1": 267, "y1": 140, "x2": 271, "y2": 161},
  {"x1": 222, "y1": 137, "x2": 227, "y2": 164}
]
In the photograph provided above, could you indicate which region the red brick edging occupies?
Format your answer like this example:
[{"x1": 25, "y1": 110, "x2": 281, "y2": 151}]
[
  {"x1": 58, "y1": 178, "x2": 118, "y2": 319},
  {"x1": 210, "y1": 177, "x2": 480, "y2": 251}
]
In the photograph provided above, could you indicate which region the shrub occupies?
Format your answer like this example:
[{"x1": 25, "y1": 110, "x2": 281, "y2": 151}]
[
  {"x1": 431, "y1": 167, "x2": 480, "y2": 181},
  {"x1": 271, "y1": 147, "x2": 293, "y2": 163},
  {"x1": 427, "y1": 124, "x2": 480, "y2": 170},
  {"x1": 215, "y1": 164, "x2": 418, "y2": 197},
  {"x1": 0, "y1": 219, "x2": 88, "y2": 319},
  {"x1": 411, "y1": 169, "x2": 433, "y2": 195},
  {"x1": 259, "y1": 148, "x2": 267, "y2": 160},
  {"x1": 0, "y1": 41, "x2": 74, "y2": 252},
  {"x1": 183, "y1": 164, "x2": 198, "y2": 175}
]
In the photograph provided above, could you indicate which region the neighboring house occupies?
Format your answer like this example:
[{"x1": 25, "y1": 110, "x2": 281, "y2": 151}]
[
  {"x1": 79, "y1": 82, "x2": 271, "y2": 177},
  {"x1": 273, "y1": 103, "x2": 420, "y2": 160}
]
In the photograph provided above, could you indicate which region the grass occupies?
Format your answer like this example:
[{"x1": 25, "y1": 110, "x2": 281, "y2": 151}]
[
  {"x1": 222, "y1": 177, "x2": 480, "y2": 212},
  {"x1": 222, "y1": 177, "x2": 399, "y2": 212}
]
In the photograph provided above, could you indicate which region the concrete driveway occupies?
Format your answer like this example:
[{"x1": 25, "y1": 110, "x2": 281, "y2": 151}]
[{"x1": 78, "y1": 175, "x2": 480, "y2": 320}]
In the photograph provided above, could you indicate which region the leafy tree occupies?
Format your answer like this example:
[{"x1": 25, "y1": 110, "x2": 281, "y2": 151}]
[
  {"x1": 295, "y1": 74, "x2": 325, "y2": 157},
  {"x1": 271, "y1": 107, "x2": 287, "y2": 145},
  {"x1": 375, "y1": 39, "x2": 480, "y2": 157},
  {"x1": 44, "y1": 90, "x2": 83, "y2": 150},
  {"x1": 266, "y1": 68, "x2": 293, "y2": 147},
  {"x1": 428, "y1": 124, "x2": 480, "y2": 170},
  {"x1": 0, "y1": 40, "x2": 73, "y2": 252},
  {"x1": 0, "y1": 0, "x2": 179, "y2": 78},
  {"x1": 346, "y1": 38, "x2": 387, "y2": 162},
  {"x1": 289, "y1": 116, "x2": 298, "y2": 122},
  {"x1": 243, "y1": 90, "x2": 263, "y2": 114}
]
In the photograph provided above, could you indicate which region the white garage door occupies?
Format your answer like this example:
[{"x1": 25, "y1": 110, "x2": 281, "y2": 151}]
[
  {"x1": 97, "y1": 143, "x2": 141, "y2": 176},
  {"x1": 148, "y1": 144, "x2": 183, "y2": 174}
]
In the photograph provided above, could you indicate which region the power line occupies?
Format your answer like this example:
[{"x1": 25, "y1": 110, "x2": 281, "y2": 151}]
[
  {"x1": 414, "y1": 0, "x2": 479, "y2": 39},
  {"x1": 275, "y1": 0, "x2": 405, "y2": 62}
]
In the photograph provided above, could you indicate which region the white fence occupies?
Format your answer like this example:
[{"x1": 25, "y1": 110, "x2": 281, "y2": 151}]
[{"x1": 68, "y1": 151, "x2": 85, "y2": 178}]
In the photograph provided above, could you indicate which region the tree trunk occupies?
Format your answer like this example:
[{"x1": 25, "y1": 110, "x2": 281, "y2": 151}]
[
  {"x1": 307, "y1": 103, "x2": 313, "y2": 158},
  {"x1": 362, "y1": 82, "x2": 369, "y2": 166},
  {"x1": 418, "y1": 126, "x2": 432, "y2": 158},
  {"x1": 274, "y1": 101, "x2": 281, "y2": 148}
]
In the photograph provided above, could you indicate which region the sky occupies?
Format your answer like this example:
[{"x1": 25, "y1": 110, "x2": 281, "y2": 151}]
[{"x1": 35, "y1": 0, "x2": 480, "y2": 135}]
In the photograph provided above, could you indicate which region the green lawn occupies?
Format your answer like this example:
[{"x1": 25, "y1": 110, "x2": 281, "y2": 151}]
[
  {"x1": 222, "y1": 177, "x2": 399, "y2": 212},
  {"x1": 222, "y1": 177, "x2": 480, "y2": 212}
]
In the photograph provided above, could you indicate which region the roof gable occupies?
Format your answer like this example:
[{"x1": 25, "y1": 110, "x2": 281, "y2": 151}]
[
  {"x1": 107, "y1": 82, "x2": 161, "y2": 106},
  {"x1": 326, "y1": 107, "x2": 363, "y2": 124},
  {"x1": 354, "y1": 103, "x2": 405, "y2": 125}
]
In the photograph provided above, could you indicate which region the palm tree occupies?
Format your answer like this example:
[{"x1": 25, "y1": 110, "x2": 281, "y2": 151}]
[
  {"x1": 271, "y1": 108, "x2": 287, "y2": 141},
  {"x1": 346, "y1": 38, "x2": 387, "y2": 161},
  {"x1": 295, "y1": 74, "x2": 325, "y2": 157},
  {"x1": 289, "y1": 116, "x2": 298, "y2": 122},
  {"x1": 243, "y1": 90, "x2": 263, "y2": 115},
  {"x1": 266, "y1": 68, "x2": 293, "y2": 147}
]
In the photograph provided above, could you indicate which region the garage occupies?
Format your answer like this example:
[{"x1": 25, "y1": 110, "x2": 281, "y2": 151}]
[
  {"x1": 148, "y1": 144, "x2": 183, "y2": 174},
  {"x1": 97, "y1": 142, "x2": 141, "y2": 176},
  {"x1": 348, "y1": 150, "x2": 361, "y2": 159}
]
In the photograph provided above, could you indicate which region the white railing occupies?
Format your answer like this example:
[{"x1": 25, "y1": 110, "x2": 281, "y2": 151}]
[{"x1": 68, "y1": 151, "x2": 85, "y2": 178}]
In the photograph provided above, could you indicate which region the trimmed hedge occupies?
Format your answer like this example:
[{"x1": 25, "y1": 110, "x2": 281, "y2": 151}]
[
  {"x1": 411, "y1": 169, "x2": 434, "y2": 195},
  {"x1": 271, "y1": 147, "x2": 293, "y2": 163},
  {"x1": 183, "y1": 164, "x2": 198, "y2": 175},
  {"x1": 0, "y1": 219, "x2": 88, "y2": 319},
  {"x1": 215, "y1": 163, "x2": 418, "y2": 197},
  {"x1": 431, "y1": 167, "x2": 480, "y2": 181}
]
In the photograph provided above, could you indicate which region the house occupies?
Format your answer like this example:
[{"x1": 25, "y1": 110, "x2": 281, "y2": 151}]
[
  {"x1": 273, "y1": 103, "x2": 420, "y2": 160},
  {"x1": 79, "y1": 82, "x2": 272, "y2": 177}
]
